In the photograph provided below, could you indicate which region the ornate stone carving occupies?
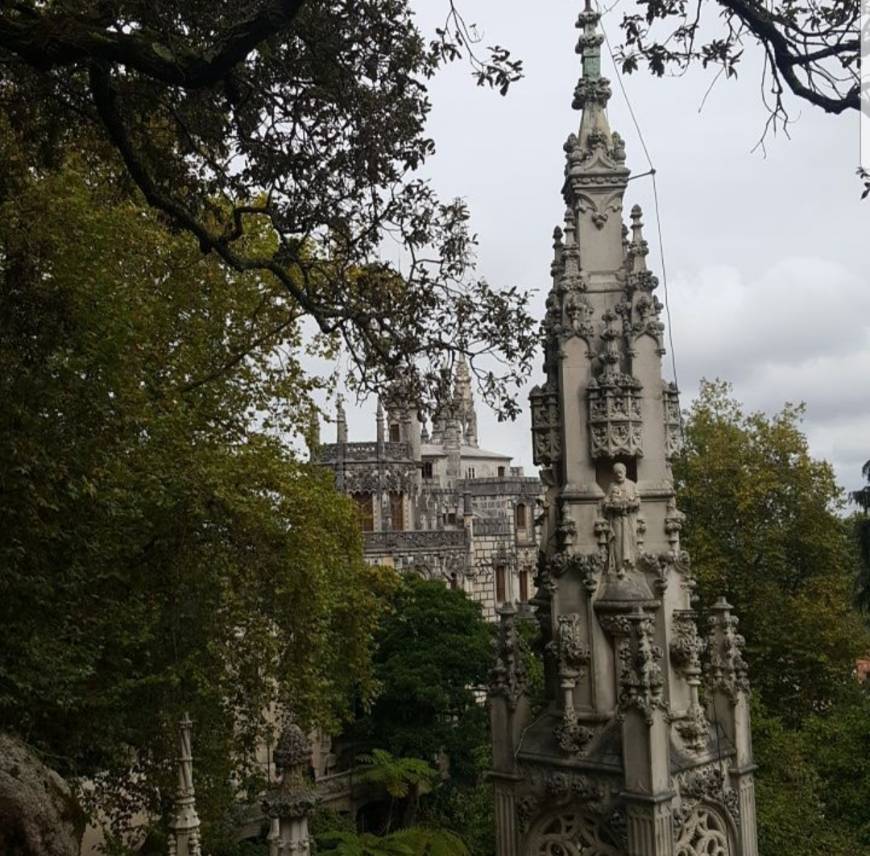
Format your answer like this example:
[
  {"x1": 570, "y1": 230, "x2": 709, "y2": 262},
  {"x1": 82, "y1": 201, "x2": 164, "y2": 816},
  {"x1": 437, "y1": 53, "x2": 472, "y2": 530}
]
[
  {"x1": 587, "y1": 373, "x2": 644, "y2": 460},
  {"x1": 664, "y1": 383, "x2": 682, "y2": 461},
  {"x1": 603, "y1": 463, "x2": 641, "y2": 575},
  {"x1": 617, "y1": 609, "x2": 666, "y2": 724},
  {"x1": 550, "y1": 613, "x2": 594, "y2": 756},
  {"x1": 554, "y1": 613, "x2": 592, "y2": 675},
  {"x1": 544, "y1": 772, "x2": 607, "y2": 805},
  {"x1": 564, "y1": 289, "x2": 595, "y2": 339},
  {"x1": 670, "y1": 611, "x2": 705, "y2": 675},
  {"x1": 489, "y1": 603, "x2": 528, "y2": 711},
  {"x1": 517, "y1": 795, "x2": 541, "y2": 834},
  {"x1": 529, "y1": 811, "x2": 622, "y2": 856},
  {"x1": 556, "y1": 714, "x2": 595, "y2": 756},
  {"x1": 674, "y1": 806, "x2": 731, "y2": 856},
  {"x1": 545, "y1": 551, "x2": 603, "y2": 594},
  {"x1": 530, "y1": 381, "x2": 561, "y2": 467},
  {"x1": 557, "y1": 510, "x2": 577, "y2": 550},
  {"x1": 342, "y1": 462, "x2": 415, "y2": 494},
  {"x1": 674, "y1": 764, "x2": 740, "y2": 829},
  {"x1": 705, "y1": 598, "x2": 750, "y2": 703}
]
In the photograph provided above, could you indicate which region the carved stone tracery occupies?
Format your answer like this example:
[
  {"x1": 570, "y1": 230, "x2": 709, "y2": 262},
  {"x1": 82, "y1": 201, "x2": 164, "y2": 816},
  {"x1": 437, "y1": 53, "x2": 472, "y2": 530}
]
[{"x1": 529, "y1": 811, "x2": 622, "y2": 856}]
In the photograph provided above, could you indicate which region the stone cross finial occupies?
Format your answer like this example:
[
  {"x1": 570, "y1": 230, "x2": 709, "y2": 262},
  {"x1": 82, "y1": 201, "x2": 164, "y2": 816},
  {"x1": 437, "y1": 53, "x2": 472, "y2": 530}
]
[{"x1": 168, "y1": 714, "x2": 202, "y2": 856}]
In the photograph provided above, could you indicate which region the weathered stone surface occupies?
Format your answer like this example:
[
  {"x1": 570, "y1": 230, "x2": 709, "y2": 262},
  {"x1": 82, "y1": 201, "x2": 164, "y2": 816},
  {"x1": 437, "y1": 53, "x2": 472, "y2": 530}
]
[{"x1": 0, "y1": 734, "x2": 84, "y2": 856}]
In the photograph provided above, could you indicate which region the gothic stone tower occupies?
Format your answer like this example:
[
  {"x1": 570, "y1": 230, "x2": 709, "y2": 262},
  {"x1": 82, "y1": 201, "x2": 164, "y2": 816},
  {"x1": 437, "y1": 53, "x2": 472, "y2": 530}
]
[{"x1": 488, "y1": 5, "x2": 759, "y2": 855}]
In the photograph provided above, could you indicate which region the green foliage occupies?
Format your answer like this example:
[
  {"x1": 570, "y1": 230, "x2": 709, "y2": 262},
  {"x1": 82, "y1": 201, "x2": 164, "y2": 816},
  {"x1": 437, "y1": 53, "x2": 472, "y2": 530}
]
[
  {"x1": 678, "y1": 381, "x2": 870, "y2": 854},
  {"x1": 752, "y1": 699, "x2": 866, "y2": 856},
  {"x1": 357, "y1": 749, "x2": 439, "y2": 833},
  {"x1": 0, "y1": 144, "x2": 396, "y2": 844},
  {"x1": 355, "y1": 576, "x2": 492, "y2": 784},
  {"x1": 318, "y1": 827, "x2": 469, "y2": 856},
  {"x1": 676, "y1": 380, "x2": 869, "y2": 723},
  {"x1": 358, "y1": 751, "x2": 438, "y2": 801},
  {"x1": 419, "y1": 744, "x2": 494, "y2": 856}
]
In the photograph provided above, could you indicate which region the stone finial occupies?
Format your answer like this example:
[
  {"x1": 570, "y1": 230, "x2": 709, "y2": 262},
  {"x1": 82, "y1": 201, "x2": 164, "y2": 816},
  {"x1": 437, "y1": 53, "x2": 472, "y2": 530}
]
[
  {"x1": 264, "y1": 717, "x2": 316, "y2": 856},
  {"x1": 168, "y1": 714, "x2": 202, "y2": 856},
  {"x1": 489, "y1": 603, "x2": 528, "y2": 711},
  {"x1": 705, "y1": 598, "x2": 751, "y2": 703},
  {"x1": 273, "y1": 720, "x2": 312, "y2": 777}
]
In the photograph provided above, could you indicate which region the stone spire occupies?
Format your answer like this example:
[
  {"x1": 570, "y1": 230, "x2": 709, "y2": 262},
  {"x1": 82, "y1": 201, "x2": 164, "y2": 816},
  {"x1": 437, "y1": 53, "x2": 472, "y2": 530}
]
[
  {"x1": 336, "y1": 395, "x2": 347, "y2": 445},
  {"x1": 491, "y1": 6, "x2": 758, "y2": 856},
  {"x1": 454, "y1": 357, "x2": 478, "y2": 447},
  {"x1": 168, "y1": 714, "x2": 201, "y2": 856}
]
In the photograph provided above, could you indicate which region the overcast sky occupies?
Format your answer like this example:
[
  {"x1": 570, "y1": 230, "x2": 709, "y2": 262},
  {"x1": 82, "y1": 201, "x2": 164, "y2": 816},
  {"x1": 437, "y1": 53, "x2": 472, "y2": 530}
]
[{"x1": 329, "y1": 1, "x2": 869, "y2": 497}]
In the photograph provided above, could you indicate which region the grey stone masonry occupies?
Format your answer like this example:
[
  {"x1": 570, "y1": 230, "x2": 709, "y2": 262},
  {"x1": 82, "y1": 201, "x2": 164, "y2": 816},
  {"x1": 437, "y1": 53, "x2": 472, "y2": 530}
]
[
  {"x1": 320, "y1": 371, "x2": 541, "y2": 622},
  {"x1": 488, "y1": 4, "x2": 759, "y2": 855}
]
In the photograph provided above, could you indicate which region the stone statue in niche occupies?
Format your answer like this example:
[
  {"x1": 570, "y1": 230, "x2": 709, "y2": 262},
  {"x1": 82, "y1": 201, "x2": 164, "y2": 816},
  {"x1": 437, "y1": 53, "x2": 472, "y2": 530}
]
[{"x1": 603, "y1": 462, "x2": 640, "y2": 575}]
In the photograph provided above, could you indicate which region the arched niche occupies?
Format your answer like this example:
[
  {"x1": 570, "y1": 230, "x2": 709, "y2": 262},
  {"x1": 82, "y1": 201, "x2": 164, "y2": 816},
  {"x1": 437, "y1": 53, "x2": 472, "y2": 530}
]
[{"x1": 525, "y1": 807, "x2": 622, "y2": 856}]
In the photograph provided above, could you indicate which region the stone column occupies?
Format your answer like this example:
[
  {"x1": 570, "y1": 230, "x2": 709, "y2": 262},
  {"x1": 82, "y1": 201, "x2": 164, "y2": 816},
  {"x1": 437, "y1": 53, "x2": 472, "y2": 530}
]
[{"x1": 492, "y1": 776, "x2": 521, "y2": 856}]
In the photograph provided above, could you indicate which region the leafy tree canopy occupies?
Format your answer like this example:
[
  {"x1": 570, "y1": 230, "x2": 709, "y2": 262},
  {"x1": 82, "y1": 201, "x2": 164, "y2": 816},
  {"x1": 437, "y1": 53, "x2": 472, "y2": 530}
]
[
  {"x1": 675, "y1": 380, "x2": 870, "y2": 723},
  {"x1": 0, "y1": 0, "x2": 534, "y2": 417},
  {"x1": 0, "y1": 130, "x2": 396, "y2": 844},
  {"x1": 354, "y1": 576, "x2": 492, "y2": 784}
]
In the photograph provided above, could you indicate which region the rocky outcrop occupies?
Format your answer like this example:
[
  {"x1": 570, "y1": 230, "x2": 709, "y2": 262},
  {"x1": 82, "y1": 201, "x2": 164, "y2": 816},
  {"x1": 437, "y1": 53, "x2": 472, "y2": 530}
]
[{"x1": 0, "y1": 733, "x2": 84, "y2": 856}]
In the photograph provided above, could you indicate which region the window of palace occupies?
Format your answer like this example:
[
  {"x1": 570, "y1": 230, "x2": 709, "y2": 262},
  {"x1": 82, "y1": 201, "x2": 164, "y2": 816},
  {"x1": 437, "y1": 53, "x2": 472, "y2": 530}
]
[
  {"x1": 495, "y1": 564, "x2": 506, "y2": 603},
  {"x1": 354, "y1": 493, "x2": 373, "y2": 531},
  {"x1": 389, "y1": 492, "x2": 404, "y2": 530}
]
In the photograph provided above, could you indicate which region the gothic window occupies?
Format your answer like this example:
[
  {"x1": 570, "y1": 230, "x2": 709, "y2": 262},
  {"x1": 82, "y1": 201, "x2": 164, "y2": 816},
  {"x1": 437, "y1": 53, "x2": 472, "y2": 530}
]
[
  {"x1": 519, "y1": 569, "x2": 529, "y2": 603},
  {"x1": 528, "y1": 811, "x2": 621, "y2": 856},
  {"x1": 495, "y1": 564, "x2": 506, "y2": 603},
  {"x1": 390, "y1": 492, "x2": 404, "y2": 530},
  {"x1": 515, "y1": 503, "x2": 527, "y2": 531},
  {"x1": 389, "y1": 423, "x2": 401, "y2": 443},
  {"x1": 675, "y1": 806, "x2": 732, "y2": 856},
  {"x1": 449, "y1": 573, "x2": 458, "y2": 590},
  {"x1": 422, "y1": 461, "x2": 434, "y2": 479},
  {"x1": 466, "y1": 466, "x2": 476, "y2": 479},
  {"x1": 353, "y1": 493, "x2": 373, "y2": 532}
]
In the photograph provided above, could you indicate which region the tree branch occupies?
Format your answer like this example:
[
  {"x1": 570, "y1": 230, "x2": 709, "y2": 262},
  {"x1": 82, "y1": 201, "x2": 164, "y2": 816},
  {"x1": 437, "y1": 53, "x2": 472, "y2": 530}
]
[{"x1": 1, "y1": 0, "x2": 306, "y2": 87}]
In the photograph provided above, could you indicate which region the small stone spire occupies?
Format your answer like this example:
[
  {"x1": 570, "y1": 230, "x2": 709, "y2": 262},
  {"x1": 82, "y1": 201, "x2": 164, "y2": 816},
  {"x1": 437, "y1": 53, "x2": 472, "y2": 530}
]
[
  {"x1": 375, "y1": 398, "x2": 385, "y2": 445},
  {"x1": 168, "y1": 714, "x2": 202, "y2": 856},
  {"x1": 453, "y1": 357, "x2": 478, "y2": 447},
  {"x1": 627, "y1": 204, "x2": 650, "y2": 275},
  {"x1": 336, "y1": 395, "x2": 347, "y2": 445}
]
